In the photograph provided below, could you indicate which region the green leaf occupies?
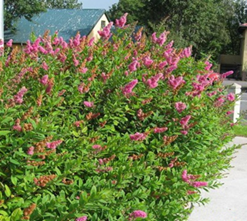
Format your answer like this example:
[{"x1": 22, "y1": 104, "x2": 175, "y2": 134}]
[
  {"x1": 10, "y1": 208, "x2": 22, "y2": 221},
  {"x1": 90, "y1": 186, "x2": 97, "y2": 196},
  {"x1": 0, "y1": 131, "x2": 11, "y2": 136},
  {"x1": 0, "y1": 209, "x2": 9, "y2": 216},
  {"x1": 10, "y1": 176, "x2": 17, "y2": 186},
  {"x1": 4, "y1": 185, "x2": 11, "y2": 197},
  {"x1": 9, "y1": 159, "x2": 20, "y2": 166}
]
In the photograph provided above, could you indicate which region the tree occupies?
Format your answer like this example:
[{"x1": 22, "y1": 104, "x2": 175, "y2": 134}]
[
  {"x1": 108, "y1": 0, "x2": 236, "y2": 60},
  {"x1": 4, "y1": 0, "x2": 46, "y2": 30},
  {"x1": 222, "y1": 0, "x2": 247, "y2": 55},
  {"x1": 42, "y1": 0, "x2": 82, "y2": 9},
  {"x1": 4, "y1": 0, "x2": 82, "y2": 30}
]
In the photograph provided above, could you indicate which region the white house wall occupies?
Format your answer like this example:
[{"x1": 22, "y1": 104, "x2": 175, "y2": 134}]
[{"x1": 88, "y1": 14, "x2": 110, "y2": 42}]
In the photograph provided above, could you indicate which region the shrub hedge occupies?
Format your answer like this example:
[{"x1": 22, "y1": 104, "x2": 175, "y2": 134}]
[{"x1": 0, "y1": 14, "x2": 237, "y2": 221}]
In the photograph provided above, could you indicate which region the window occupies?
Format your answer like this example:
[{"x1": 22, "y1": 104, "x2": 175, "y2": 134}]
[{"x1": 101, "y1": 20, "x2": 106, "y2": 29}]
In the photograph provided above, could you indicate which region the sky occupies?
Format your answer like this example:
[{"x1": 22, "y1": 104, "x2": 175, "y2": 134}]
[{"x1": 79, "y1": 0, "x2": 119, "y2": 10}]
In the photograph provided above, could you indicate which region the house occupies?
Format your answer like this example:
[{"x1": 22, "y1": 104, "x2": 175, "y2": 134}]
[
  {"x1": 4, "y1": 9, "x2": 110, "y2": 47},
  {"x1": 238, "y1": 23, "x2": 247, "y2": 80},
  {"x1": 219, "y1": 23, "x2": 247, "y2": 80}
]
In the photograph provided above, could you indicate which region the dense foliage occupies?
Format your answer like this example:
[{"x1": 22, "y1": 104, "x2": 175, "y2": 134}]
[
  {"x1": 108, "y1": 0, "x2": 247, "y2": 60},
  {"x1": 0, "y1": 15, "x2": 237, "y2": 220}
]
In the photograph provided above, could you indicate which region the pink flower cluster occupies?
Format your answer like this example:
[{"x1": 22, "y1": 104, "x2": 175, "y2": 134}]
[
  {"x1": 129, "y1": 210, "x2": 147, "y2": 219},
  {"x1": 40, "y1": 75, "x2": 49, "y2": 85},
  {"x1": 83, "y1": 101, "x2": 94, "y2": 108},
  {"x1": 221, "y1": 70, "x2": 233, "y2": 79},
  {"x1": 130, "y1": 132, "x2": 147, "y2": 141},
  {"x1": 95, "y1": 166, "x2": 113, "y2": 173},
  {"x1": 143, "y1": 56, "x2": 153, "y2": 68},
  {"x1": 14, "y1": 87, "x2": 28, "y2": 104},
  {"x1": 146, "y1": 73, "x2": 163, "y2": 89},
  {"x1": 227, "y1": 93, "x2": 235, "y2": 101},
  {"x1": 168, "y1": 75, "x2": 185, "y2": 90},
  {"x1": 122, "y1": 79, "x2": 138, "y2": 96},
  {"x1": 153, "y1": 127, "x2": 168, "y2": 133},
  {"x1": 6, "y1": 39, "x2": 13, "y2": 47},
  {"x1": 75, "y1": 216, "x2": 87, "y2": 221},
  {"x1": 46, "y1": 140, "x2": 63, "y2": 149},
  {"x1": 180, "y1": 46, "x2": 192, "y2": 58},
  {"x1": 115, "y1": 13, "x2": 128, "y2": 28},
  {"x1": 98, "y1": 22, "x2": 113, "y2": 39},
  {"x1": 27, "y1": 146, "x2": 35, "y2": 155},
  {"x1": 42, "y1": 62, "x2": 49, "y2": 70},
  {"x1": 205, "y1": 60, "x2": 212, "y2": 71},
  {"x1": 152, "y1": 31, "x2": 169, "y2": 46},
  {"x1": 13, "y1": 119, "x2": 22, "y2": 132},
  {"x1": 175, "y1": 102, "x2": 186, "y2": 113},
  {"x1": 214, "y1": 96, "x2": 225, "y2": 107},
  {"x1": 182, "y1": 170, "x2": 208, "y2": 188},
  {"x1": 128, "y1": 60, "x2": 140, "y2": 72},
  {"x1": 180, "y1": 115, "x2": 191, "y2": 135}
]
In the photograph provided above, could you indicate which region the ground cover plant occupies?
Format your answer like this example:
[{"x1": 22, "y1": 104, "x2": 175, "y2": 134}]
[{"x1": 0, "y1": 14, "x2": 238, "y2": 221}]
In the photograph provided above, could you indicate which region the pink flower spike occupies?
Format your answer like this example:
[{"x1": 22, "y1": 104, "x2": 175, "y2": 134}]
[
  {"x1": 98, "y1": 22, "x2": 113, "y2": 39},
  {"x1": 27, "y1": 146, "x2": 34, "y2": 155},
  {"x1": 187, "y1": 190, "x2": 197, "y2": 195},
  {"x1": 221, "y1": 71, "x2": 234, "y2": 78},
  {"x1": 122, "y1": 79, "x2": 138, "y2": 96},
  {"x1": 75, "y1": 216, "x2": 87, "y2": 221},
  {"x1": 13, "y1": 125, "x2": 22, "y2": 132},
  {"x1": 88, "y1": 37, "x2": 95, "y2": 46},
  {"x1": 46, "y1": 140, "x2": 63, "y2": 149},
  {"x1": 129, "y1": 132, "x2": 147, "y2": 141},
  {"x1": 181, "y1": 170, "x2": 188, "y2": 182},
  {"x1": 98, "y1": 159, "x2": 104, "y2": 165},
  {"x1": 42, "y1": 62, "x2": 49, "y2": 71},
  {"x1": 175, "y1": 102, "x2": 186, "y2": 113},
  {"x1": 205, "y1": 61, "x2": 212, "y2": 70},
  {"x1": 6, "y1": 39, "x2": 13, "y2": 47},
  {"x1": 128, "y1": 60, "x2": 139, "y2": 72},
  {"x1": 14, "y1": 87, "x2": 28, "y2": 104},
  {"x1": 181, "y1": 130, "x2": 188, "y2": 135},
  {"x1": 153, "y1": 127, "x2": 168, "y2": 133},
  {"x1": 146, "y1": 73, "x2": 163, "y2": 89},
  {"x1": 168, "y1": 75, "x2": 185, "y2": 90},
  {"x1": 115, "y1": 13, "x2": 128, "y2": 28},
  {"x1": 207, "y1": 91, "x2": 217, "y2": 97},
  {"x1": 143, "y1": 56, "x2": 153, "y2": 67},
  {"x1": 158, "y1": 61, "x2": 168, "y2": 69},
  {"x1": 40, "y1": 75, "x2": 49, "y2": 85},
  {"x1": 92, "y1": 145, "x2": 102, "y2": 149},
  {"x1": 226, "y1": 110, "x2": 234, "y2": 115},
  {"x1": 152, "y1": 31, "x2": 169, "y2": 46},
  {"x1": 151, "y1": 32, "x2": 157, "y2": 43},
  {"x1": 83, "y1": 101, "x2": 94, "y2": 108},
  {"x1": 192, "y1": 181, "x2": 208, "y2": 188},
  {"x1": 180, "y1": 115, "x2": 191, "y2": 127},
  {"x1": 227, "y1": 93, "x2": 235, "y2": 101},
  {"x1": 129, "y1": 210, "x2": 147, "y2": 219}
]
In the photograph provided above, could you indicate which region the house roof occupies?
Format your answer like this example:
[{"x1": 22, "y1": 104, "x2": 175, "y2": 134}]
[{"x1": 4, "y1": 9, "x2": 108, "y2": 43}]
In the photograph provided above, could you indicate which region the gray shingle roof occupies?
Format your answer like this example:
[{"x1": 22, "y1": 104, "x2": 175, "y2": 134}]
[{"x1": 4, "y1": 9, "x2": 107, "y2": 43}]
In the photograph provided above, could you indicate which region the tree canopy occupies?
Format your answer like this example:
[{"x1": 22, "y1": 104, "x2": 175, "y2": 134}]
[
  {"x1": 4, "y1": 0, "x2": 82, "y2": 30},
  {"x1": 108, "y1": 0, "x2": 246, "y2": 60}
]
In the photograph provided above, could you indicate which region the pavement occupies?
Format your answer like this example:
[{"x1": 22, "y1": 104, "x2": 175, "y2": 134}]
[{"x1": 188, "y1": 136, "x2": 247, "y2": 221}]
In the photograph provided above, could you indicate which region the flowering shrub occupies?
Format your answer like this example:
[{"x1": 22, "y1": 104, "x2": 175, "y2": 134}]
[{"x1": 0, "y1": 15, "x2": 237, "y2": 221}]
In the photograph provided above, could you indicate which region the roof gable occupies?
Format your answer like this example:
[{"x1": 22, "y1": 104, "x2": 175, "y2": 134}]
[{"x1": 5, "y1": 9, "x2": 108, "y2": 43}]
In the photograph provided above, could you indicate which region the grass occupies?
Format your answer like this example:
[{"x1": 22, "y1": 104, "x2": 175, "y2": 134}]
[{"x1": 233, "y1": 121, "x2": 247, "y2": 137}]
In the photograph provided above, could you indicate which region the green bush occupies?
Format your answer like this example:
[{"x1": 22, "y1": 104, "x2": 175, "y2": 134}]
[{"x1": 0, "y1": 15, "x2": 237, "y2": 221}]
